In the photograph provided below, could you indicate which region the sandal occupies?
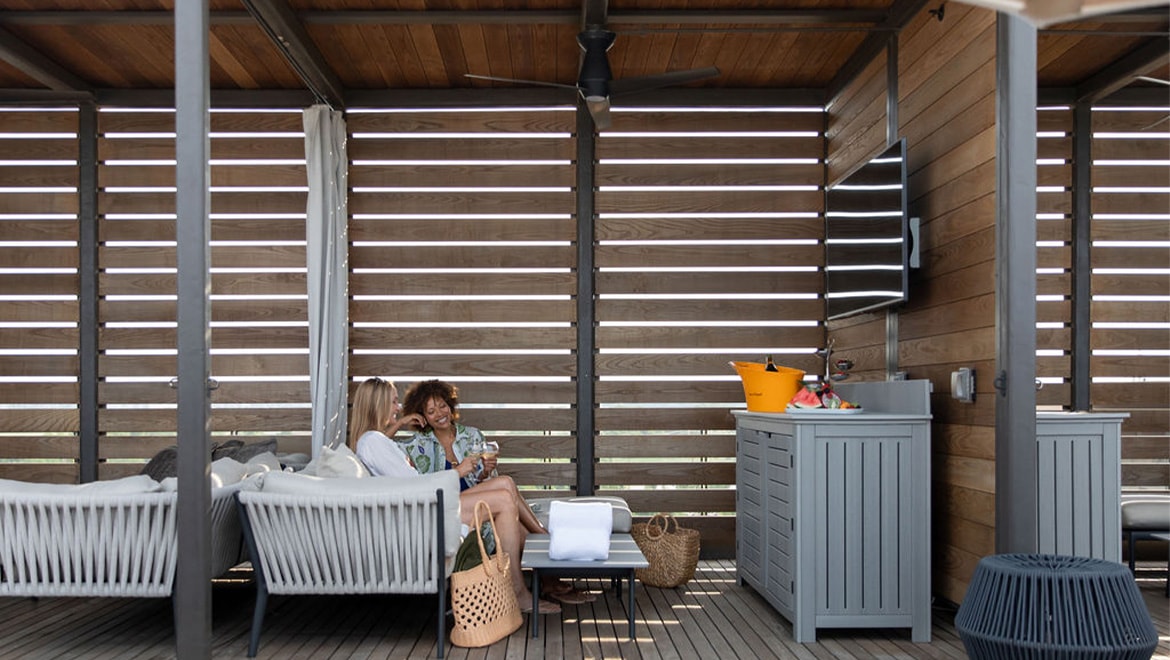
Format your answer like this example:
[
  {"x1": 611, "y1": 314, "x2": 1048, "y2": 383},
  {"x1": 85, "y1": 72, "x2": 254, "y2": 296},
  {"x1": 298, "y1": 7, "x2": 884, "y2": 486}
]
[
  {"x1": 519, "y1": 598, "x2": 562, "y2": 615},
  {"x1": 544, "y1": 580, "x2": 575, "y2": 595},
  {"x1": 547, "y1": 588, "x2": 594, "y2": 605}
]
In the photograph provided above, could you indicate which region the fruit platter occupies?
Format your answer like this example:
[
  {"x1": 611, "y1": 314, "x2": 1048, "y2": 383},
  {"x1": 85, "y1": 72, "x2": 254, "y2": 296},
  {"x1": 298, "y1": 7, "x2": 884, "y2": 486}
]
[{"x1": 785, "y1": 383, "x2": 863, "y2": 414}]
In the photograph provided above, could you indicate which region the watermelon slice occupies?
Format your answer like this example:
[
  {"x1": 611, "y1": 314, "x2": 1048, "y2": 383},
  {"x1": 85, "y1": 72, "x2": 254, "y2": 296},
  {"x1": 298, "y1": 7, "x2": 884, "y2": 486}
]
[{"x1": 788, "y1": 385, "x2": 823, "y2": 408}]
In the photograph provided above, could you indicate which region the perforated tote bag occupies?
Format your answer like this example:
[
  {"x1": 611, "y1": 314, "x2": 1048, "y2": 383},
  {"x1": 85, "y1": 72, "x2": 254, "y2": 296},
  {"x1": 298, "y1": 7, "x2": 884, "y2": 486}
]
[{"x1": 449, "y1": 500, "x2": 523, "y2": 647}]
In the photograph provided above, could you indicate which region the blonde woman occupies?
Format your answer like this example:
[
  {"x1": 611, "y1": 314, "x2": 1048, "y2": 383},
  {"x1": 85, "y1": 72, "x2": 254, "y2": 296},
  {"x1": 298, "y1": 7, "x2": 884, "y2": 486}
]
[{"x1": 347, "y1": 377, "x2": 561, "y2": 614}]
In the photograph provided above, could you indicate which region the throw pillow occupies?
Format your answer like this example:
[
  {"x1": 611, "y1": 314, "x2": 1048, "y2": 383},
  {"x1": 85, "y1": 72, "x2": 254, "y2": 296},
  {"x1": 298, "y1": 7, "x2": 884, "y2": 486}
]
[
  {"x1": 210, "y1": 457, "x2": 249, "y2": 488},
  {"x1": 233, "y1": 439, "x2": 279, "y2": 463},
  {"x1": 243, "y1": 451, "x2": 283, "y2": 477},
  {"x1": 211, "y1": 439, "x2": 245, "y2": 461},
  {"x1": 315, "y1": 444, "x2": 371, "y2": 479},
  {"x1": 141, "y1": 446, "x2": 178, "y2": 481}
]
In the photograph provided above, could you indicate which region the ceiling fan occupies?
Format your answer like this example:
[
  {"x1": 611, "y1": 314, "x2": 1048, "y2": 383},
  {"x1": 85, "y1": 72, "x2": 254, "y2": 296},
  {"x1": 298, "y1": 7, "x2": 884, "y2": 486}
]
[{"x1": 466, "y1": 28, "x2": 720, "y2": 130}]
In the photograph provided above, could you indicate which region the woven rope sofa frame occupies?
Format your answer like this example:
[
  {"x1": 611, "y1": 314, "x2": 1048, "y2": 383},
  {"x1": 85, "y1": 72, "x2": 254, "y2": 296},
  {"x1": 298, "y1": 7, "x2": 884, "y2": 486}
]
[
  {"x1": 237, "y1": 486, "x2": 452, "y2": 658},
  {"x1": 0, "y1": 482, "x2": 246, "y2": 599}
]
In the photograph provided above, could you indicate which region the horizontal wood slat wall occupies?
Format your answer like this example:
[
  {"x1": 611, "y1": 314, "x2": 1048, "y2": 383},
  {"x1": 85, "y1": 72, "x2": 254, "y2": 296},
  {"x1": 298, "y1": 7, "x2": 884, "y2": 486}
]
[
  {"x1": 346, "y1": 108, "x2": 579, "y2": 497},
  {"x1": 0, "y1": 108, "x2": 80, "y2": 481},
  {"x1": 97, "y1": 108, "x2": 313, "y2": 467},
  {"x1": 1038, "y1": 107, "x2": 1073, "y2": 409},
  {"x1": 595, "y1": 108, "x2": 826, "y2": 557},
  {"x1": 1089, "y1": 106, "x2": 1170, "y2": 493}
]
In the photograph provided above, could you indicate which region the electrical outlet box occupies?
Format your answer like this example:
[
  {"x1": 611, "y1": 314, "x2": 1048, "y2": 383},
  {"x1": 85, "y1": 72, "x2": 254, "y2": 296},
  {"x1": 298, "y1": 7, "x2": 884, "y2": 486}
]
[{"x1": 951, "y1": 367, "x2": 975, "y2": 403}]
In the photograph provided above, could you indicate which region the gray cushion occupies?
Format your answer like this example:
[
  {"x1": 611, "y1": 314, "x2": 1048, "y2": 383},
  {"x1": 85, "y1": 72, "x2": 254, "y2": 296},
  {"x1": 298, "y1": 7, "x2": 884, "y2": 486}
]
[
  {"x1": 527, "y1": 496, "x2": 632, "y2": 533},
  {"x1": 1121, "y1": 494, "x2": 1170, "y2": 530},
  {"x1": 230, "y1": 439, "x2": 279, "y2": 463},
  {"x1": 141, "y1": 446, "x2": 177, "y2": 481}
]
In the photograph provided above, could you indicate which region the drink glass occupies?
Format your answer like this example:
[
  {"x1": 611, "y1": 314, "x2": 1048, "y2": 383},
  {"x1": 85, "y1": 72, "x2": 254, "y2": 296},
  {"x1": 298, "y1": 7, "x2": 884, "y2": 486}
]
[
  {"x1": 482, "y1": 440, "x2": 500, "y2": 479},
  {"x1": 462, "y1": 439, "x2": 482, "y2": 477}
]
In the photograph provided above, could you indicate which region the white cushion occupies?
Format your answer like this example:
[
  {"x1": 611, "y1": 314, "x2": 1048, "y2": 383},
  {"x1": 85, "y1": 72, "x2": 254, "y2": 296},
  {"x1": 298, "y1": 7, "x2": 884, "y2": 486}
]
[
  {"x1": 243, "y1": 451, "x2": 283, "y2": 476},
  {"x1": 158, "y1": 474, "x2": 261, "y2": 493},
  {"x1": 528, "y1": 496, "x2": 633, "y2": 533},
  {"x1": 1121, "y1": 493, "x2": 1170, "y2": 530},
  {"x1": 0, "y1": 474, "x2": 161, "y2": 496},
  {"x1": 313, "y1": 444, "x2": 370, "y2": 479},
  {"x1": 210, "y1": 457, "x2": 249, "y2": 488},
  {"x1": 260, "y1": 469, "x2": 450, "y2": 496}
]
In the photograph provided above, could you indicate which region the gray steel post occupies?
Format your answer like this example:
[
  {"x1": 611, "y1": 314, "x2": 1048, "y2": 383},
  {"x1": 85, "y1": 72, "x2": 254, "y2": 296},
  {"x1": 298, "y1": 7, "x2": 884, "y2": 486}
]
[
  {"x1": 1071, "y1": 102, "x2": 1092, "y2": 411},
  {"x1": 174, "y1": 0, "x2": 213, "y2": 656},
  {"x1": 576, "y1": 103, "x2": 596, "y2": 497},
  {"x1": 77, "y1": 101, "x2": 98, "y2": 483},
  {"x1": 885, "y1": 36, "x2": 900, "y2": 380},
  {"x1": 994, "y1": 12, "x2": 1039, "y2": 554}
]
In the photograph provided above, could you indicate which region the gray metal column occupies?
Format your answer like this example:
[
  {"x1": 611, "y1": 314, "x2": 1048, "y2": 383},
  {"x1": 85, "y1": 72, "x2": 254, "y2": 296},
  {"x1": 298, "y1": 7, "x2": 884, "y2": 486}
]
[
  {"x1": 994, "y1": 13, "x2": 1038, "y2": 554},
  {"x1": 174, "y1": 0, "x2": 213, "y2": 656},
  {"x1": 77, "y1": 101, "x2": 98, "y2": 483},
  {"x1": 575, "y1": 104, "x2": 596, "y2": 497},
  {"x1": 885, "y1": 36, "x2": 900, "y2": 380},
  {"x1": 1070, "y1": 102, "x2": 1092, "y2": 411}
]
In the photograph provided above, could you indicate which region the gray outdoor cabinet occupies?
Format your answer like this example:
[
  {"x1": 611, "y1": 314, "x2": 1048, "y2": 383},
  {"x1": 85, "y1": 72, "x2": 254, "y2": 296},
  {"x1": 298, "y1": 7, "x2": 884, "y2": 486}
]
[
  {"x1": 1035, "y1": 411, "x2": 1128, "y2": 562},
  {"x1": 733, "y1": 380, "x2": 932, "y2": 643}
]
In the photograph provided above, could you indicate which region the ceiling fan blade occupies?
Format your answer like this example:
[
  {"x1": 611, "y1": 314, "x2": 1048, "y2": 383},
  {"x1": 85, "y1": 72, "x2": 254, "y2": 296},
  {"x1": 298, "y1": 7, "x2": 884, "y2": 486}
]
[
  {"x1": 464, "y1": 73, "x2": 580, "y2": 91},
  {"x1": 1135, "y1": 75, "x2": 1170, "y2": 86},
  {"x1": 609, "y1": 66, "x2": 721, "y2": 96},
  {"x1": 586, "y1": 96, "x2": 612, "y2": 130}
]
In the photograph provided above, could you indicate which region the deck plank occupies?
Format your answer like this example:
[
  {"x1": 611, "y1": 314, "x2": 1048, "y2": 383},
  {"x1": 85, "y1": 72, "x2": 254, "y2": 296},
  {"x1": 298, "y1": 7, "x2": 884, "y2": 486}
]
[{"x1": 0, "y1": 561, "x2": 1166, "y2": 658}]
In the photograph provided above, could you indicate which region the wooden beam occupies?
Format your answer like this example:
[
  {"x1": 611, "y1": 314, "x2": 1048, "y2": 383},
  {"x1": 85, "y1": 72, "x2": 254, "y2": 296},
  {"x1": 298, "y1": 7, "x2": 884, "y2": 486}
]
[
  {"x1": 239, "y1": 0, "x2": 345, "y2": 109},
  {"x1": 1076, "y1": 37, "x2": 1170, "y2": 104},
  {"x1": 825, "y1": 0, "x2": 928, "y2": 105},
  {"x1": 0, "y1": 9, "x2": 888, "y2": 27},
  {"x1": 0, "y1": 26, "x2": 89, "y2": 90}
]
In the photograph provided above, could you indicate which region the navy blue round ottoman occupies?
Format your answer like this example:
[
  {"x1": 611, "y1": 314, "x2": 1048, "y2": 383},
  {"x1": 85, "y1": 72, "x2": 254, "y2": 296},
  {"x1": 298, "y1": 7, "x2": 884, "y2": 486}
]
[{"x1": 956, "y1": 554, "x2": 1157, "y2": 660}]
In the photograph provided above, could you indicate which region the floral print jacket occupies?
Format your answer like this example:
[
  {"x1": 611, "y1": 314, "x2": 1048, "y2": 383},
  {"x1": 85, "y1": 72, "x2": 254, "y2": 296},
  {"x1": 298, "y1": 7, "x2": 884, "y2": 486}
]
[{"x1": 403, "y1": 422, "x2": 486, "y2": 491}]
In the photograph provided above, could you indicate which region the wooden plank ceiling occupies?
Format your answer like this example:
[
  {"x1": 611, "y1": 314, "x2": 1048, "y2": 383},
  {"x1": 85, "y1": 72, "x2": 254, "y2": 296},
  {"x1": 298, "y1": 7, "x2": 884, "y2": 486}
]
[{"x1": 0, "y1": 1, "x2": 1166, "y2": 101}]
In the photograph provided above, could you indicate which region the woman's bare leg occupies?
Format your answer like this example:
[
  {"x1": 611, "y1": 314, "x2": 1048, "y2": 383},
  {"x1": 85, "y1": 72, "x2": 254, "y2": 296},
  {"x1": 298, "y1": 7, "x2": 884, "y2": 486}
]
[
  {"x1": 466, "y1": 475, "x2": 546, "y2": 534},
  {"x1": 460, "y1": 489, "x2": 530, "y2": 598},
  {"x1": 466, "y1": 477, "x2": 589, "y2": 600}
]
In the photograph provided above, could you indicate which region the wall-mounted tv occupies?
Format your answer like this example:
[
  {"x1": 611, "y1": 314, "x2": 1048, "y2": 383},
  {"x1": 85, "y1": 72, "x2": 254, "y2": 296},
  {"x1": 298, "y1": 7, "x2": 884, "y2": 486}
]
[{"x1": 824, "y1": 138, "x2": 914, "y2": 321}]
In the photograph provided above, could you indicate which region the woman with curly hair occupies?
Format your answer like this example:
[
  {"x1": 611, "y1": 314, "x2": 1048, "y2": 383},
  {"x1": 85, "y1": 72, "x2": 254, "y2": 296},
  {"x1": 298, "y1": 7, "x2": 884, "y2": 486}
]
[
  {"x1": 348, "y1": 376, "x2": 561, "y2": 614},
  {"x1": 402, "y1": 379, "x2": 594, "y2": 606}
]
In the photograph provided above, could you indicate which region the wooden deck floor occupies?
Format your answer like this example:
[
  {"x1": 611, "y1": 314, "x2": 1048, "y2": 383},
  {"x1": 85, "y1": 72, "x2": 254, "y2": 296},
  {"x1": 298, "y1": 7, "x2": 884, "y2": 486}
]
[{"x1": 0, "y1": 560, "x2": 1166, "y2": 659}]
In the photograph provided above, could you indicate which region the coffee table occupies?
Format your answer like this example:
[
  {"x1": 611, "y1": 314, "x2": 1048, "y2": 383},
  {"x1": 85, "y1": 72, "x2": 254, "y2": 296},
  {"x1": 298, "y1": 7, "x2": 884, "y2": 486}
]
[{"x1": 521, "y1": 533, "x2": 649, "y2": 639}]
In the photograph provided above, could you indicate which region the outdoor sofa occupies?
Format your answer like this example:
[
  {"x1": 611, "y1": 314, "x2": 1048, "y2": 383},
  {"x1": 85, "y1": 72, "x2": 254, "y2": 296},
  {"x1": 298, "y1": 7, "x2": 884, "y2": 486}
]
[
  {"x1": 237, "y1": 469, "x2": 461, "y2": 658},
  {"x1": 0, "y1": 474, "x2": 248, "y2": 598}
]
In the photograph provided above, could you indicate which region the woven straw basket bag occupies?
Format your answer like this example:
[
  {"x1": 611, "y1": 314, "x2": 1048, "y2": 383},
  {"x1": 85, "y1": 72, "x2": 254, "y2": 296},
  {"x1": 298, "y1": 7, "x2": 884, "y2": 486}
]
[
  {"x1": 630, "y1": 513, "x2": 701, "y2": 588},
  {"x1": 449, "y1": 500, "x2": 523, "y2": 648}
]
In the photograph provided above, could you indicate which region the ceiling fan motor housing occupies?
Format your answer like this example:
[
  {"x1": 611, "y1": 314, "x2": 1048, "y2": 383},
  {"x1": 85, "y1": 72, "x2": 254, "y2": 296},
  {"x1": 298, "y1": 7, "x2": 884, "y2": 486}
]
[{"x1": 577, "y1": 29, "x2": 616, "y2": 101}]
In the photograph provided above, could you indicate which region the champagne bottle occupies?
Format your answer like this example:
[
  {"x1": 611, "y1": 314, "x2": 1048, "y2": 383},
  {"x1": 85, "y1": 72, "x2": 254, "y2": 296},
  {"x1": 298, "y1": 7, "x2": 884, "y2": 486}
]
[{"x1": 765, "y1": 355, "x2": 778, "y2": 372}]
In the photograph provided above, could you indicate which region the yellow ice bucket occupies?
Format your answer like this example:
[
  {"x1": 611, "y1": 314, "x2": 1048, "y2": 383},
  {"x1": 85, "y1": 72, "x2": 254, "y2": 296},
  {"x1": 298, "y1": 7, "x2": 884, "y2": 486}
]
[{"x1": 731, "y1": 361, "x2": 806, "y2": 413}]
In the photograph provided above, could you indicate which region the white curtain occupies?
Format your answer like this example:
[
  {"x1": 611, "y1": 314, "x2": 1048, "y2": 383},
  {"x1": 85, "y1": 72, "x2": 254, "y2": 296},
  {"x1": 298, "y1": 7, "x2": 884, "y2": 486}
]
[{"x1": 303, "y1": 105, "x2": 349, "y2": 455}]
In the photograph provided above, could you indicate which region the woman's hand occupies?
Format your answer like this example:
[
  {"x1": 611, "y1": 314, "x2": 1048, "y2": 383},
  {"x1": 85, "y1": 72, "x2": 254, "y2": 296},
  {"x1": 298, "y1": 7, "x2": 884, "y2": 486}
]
[
  {"x1": 390, "y1": 413, "x2": 426, "y2": 435},
  {"x1": 455, "y1": 455, "x2": 477, "y2": 479},
  {"x1": 481, "y1": 454, "x2": 498, "y2": 477}
]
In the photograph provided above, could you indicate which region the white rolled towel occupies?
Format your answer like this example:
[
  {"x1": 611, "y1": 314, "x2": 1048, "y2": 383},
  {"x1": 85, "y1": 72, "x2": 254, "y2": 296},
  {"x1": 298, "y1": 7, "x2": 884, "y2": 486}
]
[{"x1": 547, "y1": 500, "x2": 613, "y2": 561}]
